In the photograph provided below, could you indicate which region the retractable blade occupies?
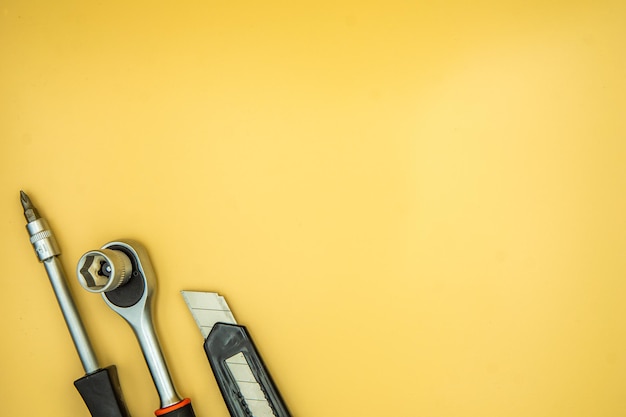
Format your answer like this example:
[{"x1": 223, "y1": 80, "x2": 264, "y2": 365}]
[{"x1": 181, "y1": 291, "x2": 291, "y2": 417}]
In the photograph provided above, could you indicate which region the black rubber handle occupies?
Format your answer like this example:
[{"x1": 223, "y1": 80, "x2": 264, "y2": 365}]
[
  {"x1": 204, "y1": 323, "x2": 291, "y2": 417},
  {"x1": 74, "y1": 365, "x2": 131, "y2": 417},
  {"x1": 155, "y1": 399, "x2": 196, "y2": 417}
]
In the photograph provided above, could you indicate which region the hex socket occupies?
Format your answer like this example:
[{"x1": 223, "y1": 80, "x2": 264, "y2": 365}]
[{"x1": 77, "y1": 249, "x2": 133, "y2": 293}]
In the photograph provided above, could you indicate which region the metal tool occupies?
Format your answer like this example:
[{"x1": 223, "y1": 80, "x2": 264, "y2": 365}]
[
  {"x1": 77, "y1": 240, "x2": 196, "y2": 417},
  {"x1": 182, "y1": 291, "x2": 292, "y2": 417},
  {"x1": 20, "y1": 191, "x2": 131, "y2": 417}
]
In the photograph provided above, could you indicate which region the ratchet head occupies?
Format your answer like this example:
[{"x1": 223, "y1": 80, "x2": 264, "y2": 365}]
[{"x1": 77, "y1": 240, "x2": 155, "y2": 308}]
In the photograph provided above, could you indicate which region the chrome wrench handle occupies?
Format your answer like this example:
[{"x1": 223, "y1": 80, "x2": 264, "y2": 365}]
[{"x1": 127, "y1": 309, "x2": 180, "y2": 407}]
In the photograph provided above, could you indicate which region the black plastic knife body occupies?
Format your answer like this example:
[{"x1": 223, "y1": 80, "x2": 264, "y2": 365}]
[{"x1": 205, "y1": 323, "x2": 291, "y2": 417}]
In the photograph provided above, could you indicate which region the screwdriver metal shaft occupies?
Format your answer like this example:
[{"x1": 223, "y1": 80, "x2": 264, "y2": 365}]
[{"x1": 21, "y1": 191, "x2": 99, "y2": 374}]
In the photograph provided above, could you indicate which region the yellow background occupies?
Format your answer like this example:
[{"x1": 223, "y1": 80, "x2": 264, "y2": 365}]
[{"x1": 1, "y1": 1, "x2": 626, "y2": 416}]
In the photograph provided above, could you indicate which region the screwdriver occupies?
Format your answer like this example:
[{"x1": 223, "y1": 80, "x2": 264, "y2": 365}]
[{"x1": 20, "y1": 191, "x2": 131, "y2": 417}]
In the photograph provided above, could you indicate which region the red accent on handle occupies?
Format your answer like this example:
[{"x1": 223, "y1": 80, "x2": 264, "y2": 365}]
[{"x1": 155, "y1": 398, "x2": 191, "y2": 416}]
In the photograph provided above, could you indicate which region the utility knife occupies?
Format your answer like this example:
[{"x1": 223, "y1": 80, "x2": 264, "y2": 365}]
[{"x1": 182, "y1": 291, "x2": 292, "y2": 417}]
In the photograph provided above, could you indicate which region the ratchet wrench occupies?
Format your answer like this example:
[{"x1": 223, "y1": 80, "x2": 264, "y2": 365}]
[{"x1": 77, "y1": 239, "x2": 195, "y2": 417}]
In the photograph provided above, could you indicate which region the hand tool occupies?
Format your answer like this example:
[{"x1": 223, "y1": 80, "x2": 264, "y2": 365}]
[
  {"x1": 77, "y1": 240, "x2": 196, "y2": 417},
  {"x1": 20, "y1": 191, "x2": 131, "y2": 417},
  {"x1": 182, "y1": 291, "x2": 292, "y2": 417}
]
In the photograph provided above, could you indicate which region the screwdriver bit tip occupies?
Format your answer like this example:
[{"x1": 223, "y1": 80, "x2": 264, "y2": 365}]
[{"x1": 20, "y1": 190, "x2": 41, "y2": 222}]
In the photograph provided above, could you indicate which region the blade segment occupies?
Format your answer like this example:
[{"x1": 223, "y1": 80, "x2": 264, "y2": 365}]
[{"x1": 181, "y1": 291, "x2": 237, "y2": 339}]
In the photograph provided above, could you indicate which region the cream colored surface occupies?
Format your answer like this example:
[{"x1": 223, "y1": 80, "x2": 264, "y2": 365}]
[{"x1": 1, "y1": 1, "x2": 626, "y2": 416}]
